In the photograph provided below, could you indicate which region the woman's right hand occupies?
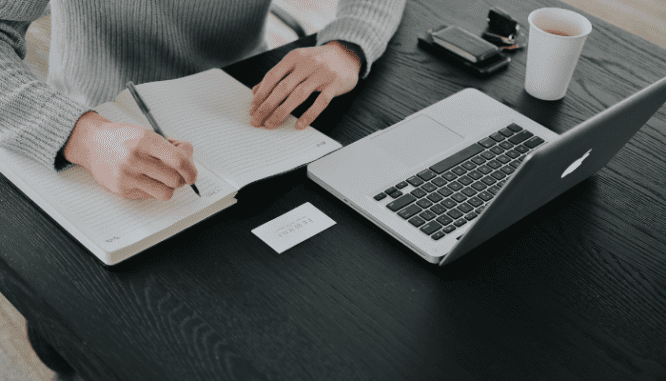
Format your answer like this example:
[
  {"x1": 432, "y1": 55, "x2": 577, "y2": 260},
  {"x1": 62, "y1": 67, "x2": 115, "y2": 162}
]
[{"x1": 63, "y1": 111, "x2": 198, "y2": 200}]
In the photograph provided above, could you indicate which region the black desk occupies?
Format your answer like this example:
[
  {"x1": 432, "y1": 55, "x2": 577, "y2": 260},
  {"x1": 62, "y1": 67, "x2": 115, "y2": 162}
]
[{"x1": 1, "y1": 0, "x2": 665, "y2": 380}]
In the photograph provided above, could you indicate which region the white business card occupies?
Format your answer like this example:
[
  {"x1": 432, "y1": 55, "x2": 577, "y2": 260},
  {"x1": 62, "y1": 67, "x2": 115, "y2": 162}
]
[{"x1": 252, "y1": 202, "x2": 336, "y2": 254}]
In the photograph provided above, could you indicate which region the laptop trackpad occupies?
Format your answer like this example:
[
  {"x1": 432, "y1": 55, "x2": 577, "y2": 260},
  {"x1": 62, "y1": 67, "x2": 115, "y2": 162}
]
[{"x1": 371, "y1": 115, "x2": 464, "y2": 167}]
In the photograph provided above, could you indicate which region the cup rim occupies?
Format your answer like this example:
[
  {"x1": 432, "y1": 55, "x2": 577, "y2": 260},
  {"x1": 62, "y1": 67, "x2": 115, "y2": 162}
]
[{"x1": 528, "y1": 7, "x2": 592, "y2": 39}]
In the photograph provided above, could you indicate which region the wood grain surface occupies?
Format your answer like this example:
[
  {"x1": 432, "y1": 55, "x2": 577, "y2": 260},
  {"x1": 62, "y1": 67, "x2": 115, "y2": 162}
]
[{"x1": 1, "y1": 0, "x2": 665, "y2": 380}]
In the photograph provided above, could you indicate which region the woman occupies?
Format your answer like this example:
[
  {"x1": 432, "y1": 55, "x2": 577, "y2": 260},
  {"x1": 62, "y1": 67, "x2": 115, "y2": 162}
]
[
  {"x1": 2, "y1": 1, "x2": 405, "y2": 377},
  {"x1": 1, "y1": 0, "x2": 405, "y2": 201}
]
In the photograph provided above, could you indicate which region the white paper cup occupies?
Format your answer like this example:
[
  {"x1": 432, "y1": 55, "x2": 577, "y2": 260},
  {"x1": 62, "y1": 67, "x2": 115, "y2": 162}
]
[{"x1": 524, "y1": 8, "x2": 592, "y2": 100}]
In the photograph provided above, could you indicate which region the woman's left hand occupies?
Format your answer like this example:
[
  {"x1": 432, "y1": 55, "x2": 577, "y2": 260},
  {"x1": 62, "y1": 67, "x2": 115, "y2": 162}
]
[{"x1": 249, "y1": 41, "x2": 362, "y2": 130}]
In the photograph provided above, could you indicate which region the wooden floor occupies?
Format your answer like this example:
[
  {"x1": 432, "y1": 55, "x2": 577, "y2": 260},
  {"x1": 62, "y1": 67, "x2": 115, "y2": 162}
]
[{"x1": 3, "y1": 0, "x2": 665, "y2": 380}]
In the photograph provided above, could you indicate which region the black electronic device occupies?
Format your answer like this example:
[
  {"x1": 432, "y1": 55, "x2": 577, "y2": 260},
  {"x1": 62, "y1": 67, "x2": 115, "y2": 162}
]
[{"x1": 418, "y1": 26, "x2": 510, "y2": 77}]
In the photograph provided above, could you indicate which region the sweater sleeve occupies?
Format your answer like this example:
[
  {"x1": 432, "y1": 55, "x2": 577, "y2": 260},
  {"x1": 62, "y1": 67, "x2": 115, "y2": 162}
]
[
  {"x1": 315, "y1": 0, "x2": 406, "y2": 78},
  {"x1": 0, "y1": 2, "x2": 91, "y2": 171}
]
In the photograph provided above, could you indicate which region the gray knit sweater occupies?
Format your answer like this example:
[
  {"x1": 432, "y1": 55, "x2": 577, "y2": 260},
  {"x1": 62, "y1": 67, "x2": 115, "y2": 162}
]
[{"x1": 0, "y1": 0, "x2": 405, "y2": 171}]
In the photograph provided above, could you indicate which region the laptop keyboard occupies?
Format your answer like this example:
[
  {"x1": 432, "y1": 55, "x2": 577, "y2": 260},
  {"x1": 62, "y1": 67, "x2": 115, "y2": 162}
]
[{"x1": 373, "y1": 123, "x2": 545, "y2": 241}]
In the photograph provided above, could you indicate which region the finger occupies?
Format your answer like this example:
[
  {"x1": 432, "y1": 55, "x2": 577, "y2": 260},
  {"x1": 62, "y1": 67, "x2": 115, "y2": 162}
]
[
  {"x1": 251, "y1": 52, "x2": 299, "y2": 108},
  {"x1": 139, "y1": 134, "x2": 198, "y2": 185},
  {"x1": 252, "y1": 84, "x2": 259, "y2": 94},
  {"x1": 169, "y1": 139, "x2": 194, "y2": 159},
  {"x1": 125, "y1": 189, "x2": 154, "y2": 200},
  {"x1": 296, "y1": 85, "x2": 338, "y2": 130},
  {"x1": 251, "y1": 70, "x2": 312, "y2": 127},
  {"x1": 263, "y1": 76, "x2": 320, "y2": 128},
  {"x1": 132, "y1": 154, "x2": 184, "y2": 189},
  {"x1": 132, "y1": 173, "x2": 177, "y2": 201}
]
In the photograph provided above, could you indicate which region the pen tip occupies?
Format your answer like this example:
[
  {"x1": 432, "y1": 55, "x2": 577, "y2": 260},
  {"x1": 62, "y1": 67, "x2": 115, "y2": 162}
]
[{"x1": 191, "y1": 184, "x2": 201, "y2": 197}]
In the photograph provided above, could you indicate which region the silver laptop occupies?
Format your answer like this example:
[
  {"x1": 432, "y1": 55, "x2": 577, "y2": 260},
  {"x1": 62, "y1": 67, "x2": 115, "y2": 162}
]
[{"x1": 307, "y1": 78, "x2": 666, "y2": 265}]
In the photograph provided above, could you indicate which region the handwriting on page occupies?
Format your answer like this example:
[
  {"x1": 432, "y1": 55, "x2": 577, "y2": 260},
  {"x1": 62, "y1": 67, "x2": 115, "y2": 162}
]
[{"x1": 252, "y1": 202, "x2": 336, "y2": 254}]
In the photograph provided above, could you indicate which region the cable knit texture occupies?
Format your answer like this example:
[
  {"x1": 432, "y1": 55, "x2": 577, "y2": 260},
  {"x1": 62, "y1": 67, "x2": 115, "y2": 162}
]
[{"x1": 0, "y1": 0, "x2": 405, "y2": 170}]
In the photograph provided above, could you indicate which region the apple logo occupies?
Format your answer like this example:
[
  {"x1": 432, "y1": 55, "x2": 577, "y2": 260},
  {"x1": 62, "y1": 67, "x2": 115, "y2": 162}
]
[{"x1": 561, "y1": 149, "x2": 592, "y2": 178}]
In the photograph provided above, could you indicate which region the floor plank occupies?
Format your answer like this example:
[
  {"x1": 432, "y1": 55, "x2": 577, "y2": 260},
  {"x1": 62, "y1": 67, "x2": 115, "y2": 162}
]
[{"x1": 0, "y1": 293, "x2": 56, "y2": 381}]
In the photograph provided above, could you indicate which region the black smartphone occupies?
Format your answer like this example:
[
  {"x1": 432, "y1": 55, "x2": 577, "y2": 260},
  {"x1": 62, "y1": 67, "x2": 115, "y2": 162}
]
[{"x1": 417, "y1": 26, "x2": 511, "y2": 78}]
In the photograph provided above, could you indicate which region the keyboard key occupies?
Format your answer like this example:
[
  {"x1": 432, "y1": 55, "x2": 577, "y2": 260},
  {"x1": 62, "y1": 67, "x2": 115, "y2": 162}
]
[
  {"x1": 387, "y1": 194, "x2": 416, "y2": 211},
  {"x1": 420, "y1": 221, "x2": 442, "y2": 235},
  {"x1": 487, "y1": 160, "x2": 501, "y2": 169},
  {"x1": 416, "y1": 199, "x2": 433, "y2": 208},
  {"x1": 510, "y1": 161, "x2": 521, "y2": 169},
  {"x1": 427, "y1": 192, "x2": 444, "y2": 203},
  {"x1": 432, "y1": 230, "x2": 446, "y2": 240},
  {"x1": 442, "y1": 172, "x2": 457, "y2": 181},
  {"x1": 462, "y1": 161, "x2": 476, "y2": 170},
  {"x1": 429, "y1": 144, "x2": 484, "y2": 174},
  {"x1": 448, "y1": 182, "x2": 463, "y2": 191},
  {"x1": 396, "y1": 181, "x2": 408, "y2": 189},
  {"x1": 443, "y1": 225, "x2": 457, "y2": 233},
  {"x1": 447, "y1": 209, "x2": 464, "y2": 219},
  {"x1": 384, "y1": 187, "x2": 397, "y2": 195},
  {"x1": 465, "y1": 212, "x2": 478, "y2": 221},
  {"x1": 436, "y1": 215, "x2": 453, "y2": 225},
  {"x1": 417, "y1": 169, "x2": 437, "y2": 181},
  {"x1": 505, "y1": 150, "x2": 520, "y2": 159},
  {"x1": 478, "y1": 191, "x2": 493, "y2": 201},
  {"x1": 467, "y1": 197, "x2": 483, "y2": 207},
  {"x1": 490, "y1": 146, "x2": 505, "y2": 154},
  {"x1": 471, "y1": 156, "x2": 486, "y2": 165},
  {"x1": 457, "y1": 203, "x2": 473, "y2": 213},
  {"x1": 507, "y1": 123, "x2": 523, "y2": 132},
  {"x1": 421, "y1": 182, "x2": 437, "y2": 193},
  {"x1": 514, "y1": 145, "x2": 529, "y2": 154},
  {"x1": 431, "y1": 177, "x2": 447, "y2": 187},
  {"x1": 475, "y1": 206, "x2": 486, "y2": 214},
  {"x1": 430, "y1": 204, "x2": 447, "y2": 215},
  {"x1": 478, "y1": 137, "x2": 496, "y2": 148},
  {"x1": 525, "y1": 136, "x2": 545, "y2": 148},
  {"x1": 437, "y1": 187, "x2": 453, "y2": 197},
  {"x1": 477, "y1": 165, "x2": 492, "y2": 174},
  {"x1": 491, "y1": 170, "x2": 506, "y2": 180},
  {"x1": 452, "y1": 166, "x2": 467, "y2": 176},
  {"x1": 501, "y1": 166, "x2": 516, "y2": 175},
  {"x1": 499, "y1": 127, "x2": 514, "y2": 137},
  {"x1": 389, "y1": 190, "x2": 403, "y2": 198},
  {"x1": 481, "y1": 151, "x2": 496, "y2": 159},
  {"x1": 374, "y1": 193, "x2": 387, "y2": 201},
  {"x1": 451, "y1": 193, "x2": 467, "y2": 203},
  {"x1": 461, "y1": 187, "x2": 477, "y2": 197},
  {"x1": 499, "y1": 141, "x2": 514, "y2": 150},
  {"x1": 467, "y1": 170, "x2": 482, "y2": 180},
  {"x1": 481, "y1": 176, "x2": 497, "y2": 185},
  {"x1": 488, "y1": 185, "x2": 501, "y2": 195},
  {"x1": 471, "y1": 181, "x2": 487, "y2": 191},
  {"x1": 457, "y1": 176, "x2": 473, "y2": 186},
  {"x1": 398, "y1": 204, "x2": 422, "y2": 219},
  {"x1": 419, "y1": 210, "x2": 437, "y2": 221},
  {"x1": 490, "y1": 132, "x2": 504, "y2": 142},
  {"x1": 496, "y1": 155, "x2": 511, "y2": 164},
  {"x1": 454, "y1": 219, "x2": 467, "y2": 227},
  {"x1": 406, "y1": 176, "x2": 424, "y2": 187},
  {"x1": 508, "y1": 130, "x2": 533, "y2": 144},
  {"x1": 409, "y1": 216, "x2": 426, "y2": 227},
  {"x1": 411, "y1": 188, "x2": 427, "y2": 198},
  {"x1": 441, "y1": 198, "x2": 457, "y2": 209}
]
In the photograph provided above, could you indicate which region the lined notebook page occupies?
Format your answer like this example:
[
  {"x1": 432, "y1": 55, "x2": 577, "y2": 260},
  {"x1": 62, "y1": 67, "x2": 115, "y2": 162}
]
[
  {"x1": 0, "y1": 148, "x2": 235, "y2": 255},
  {"x1": 128, "y1": 68, "x2": 342, "y2": 189}
]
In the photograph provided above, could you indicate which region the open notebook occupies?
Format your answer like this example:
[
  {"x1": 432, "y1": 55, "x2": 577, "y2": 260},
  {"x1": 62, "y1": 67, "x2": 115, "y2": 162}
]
[{"x1": 0, "y1": 68, "x2": 341, "y2": 265}]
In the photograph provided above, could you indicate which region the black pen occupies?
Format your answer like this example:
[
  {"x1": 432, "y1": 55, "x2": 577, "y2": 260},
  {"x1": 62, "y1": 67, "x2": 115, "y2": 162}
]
[{"x1": 126, "y1": 81, "x2": 201, "y2": 197}]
